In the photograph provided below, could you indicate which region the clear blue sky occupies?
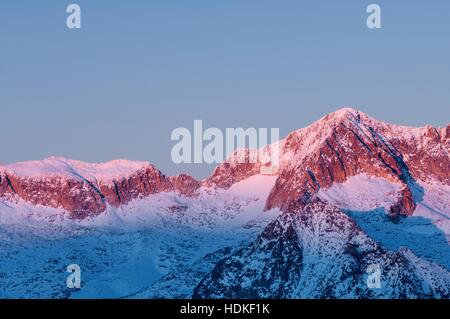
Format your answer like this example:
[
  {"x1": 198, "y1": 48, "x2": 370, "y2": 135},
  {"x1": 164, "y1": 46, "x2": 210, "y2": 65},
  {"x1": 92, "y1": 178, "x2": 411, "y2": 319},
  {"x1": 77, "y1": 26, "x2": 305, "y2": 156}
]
[{"x1": 0, "y1": 0, "x2": 449, "y2": 178}]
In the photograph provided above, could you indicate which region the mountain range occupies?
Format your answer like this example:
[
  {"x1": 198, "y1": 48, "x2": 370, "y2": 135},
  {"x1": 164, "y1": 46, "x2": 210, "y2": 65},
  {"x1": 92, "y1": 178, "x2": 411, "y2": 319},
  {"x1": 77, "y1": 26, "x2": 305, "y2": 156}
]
[{"x1": 0, "y1": 108, "x2": 449, "y2": 298}]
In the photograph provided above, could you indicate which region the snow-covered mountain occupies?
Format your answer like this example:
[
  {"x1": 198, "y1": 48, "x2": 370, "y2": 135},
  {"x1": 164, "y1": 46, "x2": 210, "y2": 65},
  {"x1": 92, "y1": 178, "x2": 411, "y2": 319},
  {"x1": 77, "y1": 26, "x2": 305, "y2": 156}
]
[
  {"x1": 194, "y1": 199, "x2": 449, "y2": 299},
  {"x1": 0, "y1": 108, "x2": 449, "y2": 298}
]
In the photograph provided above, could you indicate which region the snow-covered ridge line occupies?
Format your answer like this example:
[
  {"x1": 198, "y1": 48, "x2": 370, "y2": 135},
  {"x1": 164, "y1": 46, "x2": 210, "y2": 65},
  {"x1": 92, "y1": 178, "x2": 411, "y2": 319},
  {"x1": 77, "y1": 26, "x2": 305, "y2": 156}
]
[
  {"x1": 290, "y1": 107, "x2": 445, "y2": 143},
  {"x1": 1, "y1": 108, "x2": 447, "y2": 182},
  {"x1": 321, "y1": 107, "x2": 447, "y2": 132},
  {"x1": 1, "y1": 107, "x2": 448, "y2": 219},
  {"x1": 0, "y1": 157, "x2": 154, "y2": 183}
]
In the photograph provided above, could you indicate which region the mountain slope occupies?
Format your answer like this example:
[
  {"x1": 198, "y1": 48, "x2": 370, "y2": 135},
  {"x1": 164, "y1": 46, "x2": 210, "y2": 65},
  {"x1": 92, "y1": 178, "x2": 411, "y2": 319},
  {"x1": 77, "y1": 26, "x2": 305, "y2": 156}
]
[{"x1": 194, "y1": 199, "x2": 450, "y2": 299}]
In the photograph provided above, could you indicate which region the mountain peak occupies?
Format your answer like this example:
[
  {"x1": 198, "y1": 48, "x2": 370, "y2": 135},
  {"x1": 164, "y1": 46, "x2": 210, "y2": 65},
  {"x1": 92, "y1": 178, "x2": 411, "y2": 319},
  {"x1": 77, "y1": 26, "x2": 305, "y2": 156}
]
[
  {"x1": 320, "y1": 107, "x2": 370, "y2": 125},
  {"x1": 330, "y1": 107, "x2": 361, "y2": 117}
]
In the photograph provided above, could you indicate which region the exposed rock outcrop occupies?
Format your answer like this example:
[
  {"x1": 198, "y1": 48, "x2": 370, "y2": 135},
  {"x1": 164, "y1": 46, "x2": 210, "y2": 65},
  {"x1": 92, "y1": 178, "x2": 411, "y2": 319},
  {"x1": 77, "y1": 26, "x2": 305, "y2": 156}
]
[{"x1": 0, "y1": 159, "x2": 199, "y2": 218}]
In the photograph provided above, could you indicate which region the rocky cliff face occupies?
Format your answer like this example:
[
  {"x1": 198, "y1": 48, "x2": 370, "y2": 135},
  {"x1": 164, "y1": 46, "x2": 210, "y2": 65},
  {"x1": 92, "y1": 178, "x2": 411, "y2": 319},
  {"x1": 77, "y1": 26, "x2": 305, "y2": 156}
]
[
  {"x1": 170, "y1": 174, "x2": 201, "y2": 197},
  {"x1": 0, "y1": 172, "x2": 11, "y2": 197},
  {"x1": 205, "y1": 149, "x2": 264, "y2": 189},
  {"x1": 378, "y1": 124, "x2": 450, "y2": 184},
  {"x1": 1, "y1": 171, "x2": 107, "y2": 218},
  {"x1": 264, "y1": 109, "x2": 437, "y2": 215},
  {"x1": 204, "y1": 108, "x2": 447, "y2": 219},
  {"x1": 0, "y1": 159, "x2": 199, "y2": 218}
]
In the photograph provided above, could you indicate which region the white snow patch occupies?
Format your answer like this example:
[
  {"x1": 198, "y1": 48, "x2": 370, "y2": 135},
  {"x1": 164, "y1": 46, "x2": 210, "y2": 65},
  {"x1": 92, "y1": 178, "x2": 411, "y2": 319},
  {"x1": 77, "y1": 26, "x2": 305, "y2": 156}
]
[
  {"x1": 219, "y1": 174, "x2": 277, "y2": 198},
  {"x1": 318, "y1": 174, "x2": 402, "y2": 212}
]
